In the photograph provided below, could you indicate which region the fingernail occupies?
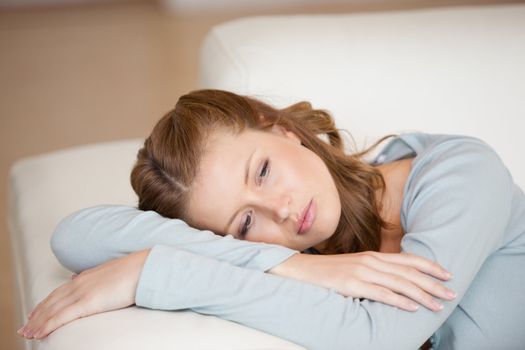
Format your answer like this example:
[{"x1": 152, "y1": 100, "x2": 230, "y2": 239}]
[
  {"x1": 446, "y1": 290, "x2": 457, "y2": 299},
  {"x1": 432, "y1": 300, "x2": 444, "y2": 311},
  {"x1": 17, "y1": 326, "x2": 24, "y2": 334},
  {"x1": 409, "y1": 303, "x2": 419, "y2": 311}
]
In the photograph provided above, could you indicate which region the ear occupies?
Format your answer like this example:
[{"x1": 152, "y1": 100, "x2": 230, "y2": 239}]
[{"x1": 270, "y1": 124, "x2": 302, "y2": 145}]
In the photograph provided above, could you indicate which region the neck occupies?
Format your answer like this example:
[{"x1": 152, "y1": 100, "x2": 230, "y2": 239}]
[
  {"x1": 313, "y1": 157, "x2": 413, "y2": 254},
  {"x1": 375, "y1": 158, "x2": 413, "y2": 253}
]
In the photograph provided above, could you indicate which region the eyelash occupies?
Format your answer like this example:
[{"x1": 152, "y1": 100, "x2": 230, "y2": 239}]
[{"x1": 240, "y1": 158, "x2": 270, "y2": 237}]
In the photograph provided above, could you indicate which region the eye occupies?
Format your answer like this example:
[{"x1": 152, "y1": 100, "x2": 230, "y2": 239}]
[
  {"x1": 257, "y1": 159, "x2": 270, "y2": 185},
  {"x1": 240, "y1": 210, "x2": 253, "y2": 237},
  {"x1": 239, "y1": 159, "x2": 270, "y2": 237}
]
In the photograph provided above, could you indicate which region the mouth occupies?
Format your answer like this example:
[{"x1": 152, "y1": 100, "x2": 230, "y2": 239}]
[{"x1": 297, "y1": 198, "x2": 315, "y2": 235}]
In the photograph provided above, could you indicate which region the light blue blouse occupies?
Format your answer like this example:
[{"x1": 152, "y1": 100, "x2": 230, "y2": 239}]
[{"x1": 51, "y1": 132, "x2": 525, "y2": 349}]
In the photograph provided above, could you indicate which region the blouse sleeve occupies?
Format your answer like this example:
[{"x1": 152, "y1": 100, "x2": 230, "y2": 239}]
[
  {"x1": 134, "y1": 138, "x2": 514, "y2": 350},
  {"x1": 50, "y1": 205, "x2": 298, "y2": 274}
]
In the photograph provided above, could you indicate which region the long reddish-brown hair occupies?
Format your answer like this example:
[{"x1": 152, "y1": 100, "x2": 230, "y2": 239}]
[{"x1": 130, "y1": 89, "x2": 397, "y2": 254}]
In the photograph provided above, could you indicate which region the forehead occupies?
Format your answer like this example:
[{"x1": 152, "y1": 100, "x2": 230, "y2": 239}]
[
  {"x1": 200, "y1": 128, "x2": 265, "y2": 172},
  {"x1": 186, "y1": 129, "x2": 268, "y2": 232}
]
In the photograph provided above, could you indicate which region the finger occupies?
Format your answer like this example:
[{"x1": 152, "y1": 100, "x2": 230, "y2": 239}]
[
  {"x1": 23, "y1": 298, "x2": 58, "y2": 337},
  {"x1": 26, "y1": 293, "x2": 75, "y2": 339},
  {"x1": 21, "y1": 283, "x2": 72, "y2": 338},
  {"x1": 344, "y1": 263, "x2": 440, "y2": 311},
  {"x1": 365, "y1": 268, "x2": 444, "y2": 312},
  {"x1": 370, "y1": 258, "x2": 457, "y2": 302},
  {"x1": 369, "y1": 252, "x2": 452, "y2": 280},
  {"x1": 31, "y1": 297, "x2": 80, "y2": 339},
  {"x1": 358, "y1": 282, "x2": 421, "y2": 312}
]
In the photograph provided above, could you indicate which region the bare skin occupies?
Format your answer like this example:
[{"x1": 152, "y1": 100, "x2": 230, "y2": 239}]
[
  {"x1": 376, "y1": 157, "x2": 415, "y2": 254},
  {"x1": 312, "y1": 156, "x2": 414, "y2": 254},
  {"x1": 266, "y1": 155, "x2": 456, "y2": 313},
  {"x1": 18, "y1": 134, "x2": 456, "y2": 341}
]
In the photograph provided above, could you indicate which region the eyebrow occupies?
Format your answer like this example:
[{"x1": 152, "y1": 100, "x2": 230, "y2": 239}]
[{"x1": 224, "y1": 147, "x2": 257, "y2": 235}]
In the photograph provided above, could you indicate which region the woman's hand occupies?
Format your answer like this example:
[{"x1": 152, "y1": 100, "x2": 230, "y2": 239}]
[
  {"x1": 269, "y1": 251, "x2": 456, "y2": 312},
  {"x1": 17, "y1": 249, "x2": 151, "y2": 340}
]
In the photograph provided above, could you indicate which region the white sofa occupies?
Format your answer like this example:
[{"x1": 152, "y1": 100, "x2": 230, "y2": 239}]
[{"x1": 8, "y1": 4, "x2": 525, "y2": 350}]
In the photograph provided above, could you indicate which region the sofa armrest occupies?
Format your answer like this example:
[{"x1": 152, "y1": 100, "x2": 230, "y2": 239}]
[{"x1": 8, "y1": 139, "x2": 303, "y2": 350}]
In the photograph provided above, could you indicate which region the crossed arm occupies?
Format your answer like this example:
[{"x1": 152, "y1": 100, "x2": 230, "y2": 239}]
[{"x1": 18, "y1": 140, "x2": 512, "y2": 349}]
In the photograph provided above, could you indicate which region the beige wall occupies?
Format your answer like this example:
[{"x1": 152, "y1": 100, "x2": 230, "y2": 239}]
[{"x1": 1, "y1": 0, "x2": 521, "y2": 349}]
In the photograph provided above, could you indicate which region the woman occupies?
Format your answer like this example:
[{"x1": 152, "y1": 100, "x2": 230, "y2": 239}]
[{"x1": 18, "y1": 89, "x2": 525, "y2": 349}]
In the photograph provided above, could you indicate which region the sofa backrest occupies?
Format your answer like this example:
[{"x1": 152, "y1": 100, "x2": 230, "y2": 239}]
[{"x1": 199, "y1": 4, "x2": 525, "y2": 188}]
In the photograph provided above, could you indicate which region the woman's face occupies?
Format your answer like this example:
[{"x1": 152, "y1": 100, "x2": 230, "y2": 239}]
[{"x1": 186, "y1": 125, "x2": 341, "y2": 252}]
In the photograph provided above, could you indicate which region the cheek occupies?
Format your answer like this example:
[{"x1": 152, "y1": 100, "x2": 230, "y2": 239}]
[
  {"x1": 292, "y1": 153, "x2": 326, "y2": 186},
  {"x1": 250, "y1": 220, "x2": 286, "y2": 244},
  {"x1": 248, "y1": 233, "x2": 283, "y2": 246},
  {"x1": 282, "y1": 150, "x2": 314, "y2": 183}
]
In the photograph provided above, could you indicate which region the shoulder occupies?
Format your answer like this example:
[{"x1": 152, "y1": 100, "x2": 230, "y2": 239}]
[
  {"x1": 401, "y1": 133, "x2": 513, "y2": 231},
  {"x1": 404, "y1": 132, "x2": 509, "y2": 189},
  {"x1": 398, "y1": 135, "x2": 514, "y2": 308},
  {"x1": 398, "y1": 132, "x2": 497, "y2": 159},
  {"x1": 372, "y1": 132, "x2": 493, "y2": 165}
]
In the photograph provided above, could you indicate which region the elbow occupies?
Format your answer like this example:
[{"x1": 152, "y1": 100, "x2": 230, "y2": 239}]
[{"x1": 50, "y1": 211, "x2": 85, "y2": 274}]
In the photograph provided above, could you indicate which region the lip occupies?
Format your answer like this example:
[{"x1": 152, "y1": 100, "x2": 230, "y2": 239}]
[{"x1": 297, "y1": 198, "x2": 315, "y2": 235}]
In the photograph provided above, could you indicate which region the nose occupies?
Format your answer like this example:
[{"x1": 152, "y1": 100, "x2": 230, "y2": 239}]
[
  {"x1": 273, "y1": 195, "x2": 291, "y2": 223},
  {"x1": 256, "y1": 193, "x2": 292, "y2": 223}
]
